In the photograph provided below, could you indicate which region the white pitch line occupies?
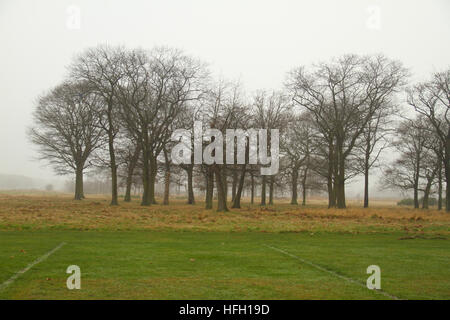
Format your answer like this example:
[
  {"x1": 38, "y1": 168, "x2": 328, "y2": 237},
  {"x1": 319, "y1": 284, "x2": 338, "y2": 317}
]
[
  {"x1": 264, "y1": 244, "x2": 401, "y2": 300},
  {"x1": 0, "y1": 242, "x2": 66, "y2": 291}
]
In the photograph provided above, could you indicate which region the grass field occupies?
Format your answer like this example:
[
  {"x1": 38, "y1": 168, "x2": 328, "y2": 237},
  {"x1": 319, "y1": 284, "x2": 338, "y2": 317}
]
[{"x1": 0, "y1": 193, "x2": 449, "y2": 300}]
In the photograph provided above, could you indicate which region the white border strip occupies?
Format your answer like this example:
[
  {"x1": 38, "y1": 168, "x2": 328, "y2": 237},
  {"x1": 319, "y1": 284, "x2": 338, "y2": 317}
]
[
  {"x1": 264, "y1": 244, "x2": 401, "y2": 300},
  {"x1": 0, "y1": 242, "x2": 66, "y2": 291}
]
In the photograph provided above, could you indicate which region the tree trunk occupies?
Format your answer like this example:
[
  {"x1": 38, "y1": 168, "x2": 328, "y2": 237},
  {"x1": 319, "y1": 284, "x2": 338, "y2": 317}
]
[
  {"x1": 108, "y1": 130, "x2": 118, "y2": 206},
  {"x1": 335, "y1": 177, "x2": 346, "y2": 208},
  {"x1": 250, "y1": 172, "x2": 255, "y2": 204},
  {"x1": 205, "y1": 166, "x2": 214, "y2": 209},
  {"x1": 336, "y1": 149, "x2": 346, "y2": 209},
  {"x1": 222, "y1": 168, "x2": 228, "y2": 204},
  {"x1": 149, "y1": 157, "x2": 157, "y2": 204},
  {"x1": 438, "y1": 160, "x2": 443, "y2": 210},
  {"x1": 362, "y1": 130, "x2": 372, "y2": 208},
  {"x1": 186, "y1": 166, "x2": 195, "y2": 204},
  {"x1": 446, "y1": 174, "x2": 450, "y2": 212},
  {"x1": 327, "y1": 139, "x2": 336, "y2": 208},
  {"x1": 124, "y1": 144, "x2": 140, "y2": 202},
  {"x1": 232, "y1": 165, "x2": 246, "y2": 208},
  {"x1": 141, "y1": 163, "x2": 151, "y2": 206},
  {"x1": 445, "y1": 131, "x2": 450, "y2": 212},
  {"x1": 327, "y1": 179, "x2": 335, "y2": 208},
  {"x1": 301, "y1": 167, "x2": 308, "y2": 206},
  {"x1": 163, "y1": 149, "x2": 170, "y2": 205},
  {"x1": 124, "y1": 177, "x2": 132, "y2": 202},
  {"x1": 291, "y1": 168, "x2": 298, "y2": 205},
  {"x1": 260, "y1": 175, "x2": 266, "y2": 205},
  {"x1": 363, "y1": 155, "x2": 369, "y2": 208},
  {"x1": 422, "y1": 191, "x2": 429, "y2": 209},
  {"x1": 414, "y1": 156, "x2": 420, "y2": 209},
  {"x1": 413, "y1": 185, "x2": 419, "y2": 209},
  {"x1": 423, "y1": 171, "x2": 437, "y2": 209},
  {"x1": 215, "y1": 166, "x2": 228, "y2": 212},
  {"x1": 231, "y1": 167, "x2": 237, "y2": 202},
  {"x1": 141, "y1": 138, "x2": 152, "y2": 206},
  {"x1": 268, "y1": 176, "x2": 274, "y2": 205},
  {"x1": 74, "y1": 164, "x2": 84, "y2": 200},
  {"x1": 163, "y1": 169, "x2": 170, "y2": 205}
]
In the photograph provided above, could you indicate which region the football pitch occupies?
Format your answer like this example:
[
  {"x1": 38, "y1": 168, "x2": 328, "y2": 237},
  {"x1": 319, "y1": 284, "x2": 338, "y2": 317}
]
[{"x1": 1, "y1": 230, "x2": 449, "y2": 299}]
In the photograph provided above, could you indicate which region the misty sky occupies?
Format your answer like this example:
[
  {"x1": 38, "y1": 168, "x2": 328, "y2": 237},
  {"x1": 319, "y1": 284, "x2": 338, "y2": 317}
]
[{"x1": 0, "y1": 0, "x2": 449, "y2": 195}]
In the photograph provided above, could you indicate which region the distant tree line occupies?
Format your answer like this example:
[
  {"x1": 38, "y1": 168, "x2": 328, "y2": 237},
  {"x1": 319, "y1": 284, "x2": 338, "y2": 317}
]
[
  {"x1": 397, "y1": 197, "x2": 444, "y2": 207},
  {"x1": 28, "y1": 45, "x2": 449, "y2": 211}
]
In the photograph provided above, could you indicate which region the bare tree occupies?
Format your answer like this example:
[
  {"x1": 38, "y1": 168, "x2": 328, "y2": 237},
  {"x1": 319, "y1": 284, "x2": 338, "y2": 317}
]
[
  {"x1": 382, "y1": 116, "x2": 433, "y2": 208},
  {"x1": 432, "y1": 139, "x2": 445, "y2": 210},
  {"x1": 116, "y1": 47, "x2": 206, "y2": 206},
  {"x1": 419, "y1": 125, "x2": 444, "y2": 209},
  {"x1": 230, "y1": 104, "x2": 253, "y2": 209},
  {"x1": 356, "y1": 111, "x2": 392, "y2": 208},
  {"x1": 253, "y1": 90, "x2": 290, "y2": 205},
  {"x1": 200, "y1": 80, "x2": 245, "y2": 211},
  {"x1": 281, "y1": 113, "x2": 315, "y2": 205},
  {"x1": 287, "y1": 54, "x2": 407, "y2": 208},
  {"x1": 408, "y1": 69, "x2": 450, "y2": 211},
  {"x1": 70, "y1": 45, "x2": 127, "y2": 205},
  {"x1": 176, "y1": 107, "x2": 198, "y2": 205},
  {"x1": 29, "y1": 81, "x2": 104, "y2": 200},
  {"x1": 116, "y1": 136, "x2": 141, "y2": 202}
]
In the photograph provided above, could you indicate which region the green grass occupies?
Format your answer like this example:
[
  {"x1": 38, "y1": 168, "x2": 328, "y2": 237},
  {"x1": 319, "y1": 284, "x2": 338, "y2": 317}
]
[{"x1": 0, "y1": 230, "x2": 449, "y2": 299}]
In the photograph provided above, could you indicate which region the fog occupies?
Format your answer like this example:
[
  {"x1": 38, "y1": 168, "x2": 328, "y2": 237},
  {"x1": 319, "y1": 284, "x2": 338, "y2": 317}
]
[{"x1": 0, "y1": 0, "x2": 449, "y2": 196}]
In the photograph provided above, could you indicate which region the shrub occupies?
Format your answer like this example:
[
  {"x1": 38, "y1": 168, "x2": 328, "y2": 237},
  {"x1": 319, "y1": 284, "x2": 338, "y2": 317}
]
[
  {"x1": 397, "y1": 197, "x2": 443, "y2": 207},
  {"x1": 397, "y1": 198, "x2": 414, "y2": 206}
]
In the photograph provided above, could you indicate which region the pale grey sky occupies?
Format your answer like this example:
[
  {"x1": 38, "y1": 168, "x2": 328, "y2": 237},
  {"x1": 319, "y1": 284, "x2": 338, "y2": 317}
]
[{"x1": 0, "y1": 0, "x2": 449, "y2": 194}]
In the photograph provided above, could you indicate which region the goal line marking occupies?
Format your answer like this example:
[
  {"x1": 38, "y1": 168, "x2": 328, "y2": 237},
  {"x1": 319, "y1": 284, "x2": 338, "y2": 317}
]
[
  {"x1": 0, "y1": 242, "x2": 66, "y2": 291},
  {"x1": 263, "y1": 244, "x2": 401, "y2": 300}
]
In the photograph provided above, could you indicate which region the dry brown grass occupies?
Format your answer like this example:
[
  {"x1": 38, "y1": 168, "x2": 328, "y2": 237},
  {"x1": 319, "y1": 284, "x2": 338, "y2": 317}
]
[{"x1": 0, "y1": 193, "x2": 449, "y2": 235}]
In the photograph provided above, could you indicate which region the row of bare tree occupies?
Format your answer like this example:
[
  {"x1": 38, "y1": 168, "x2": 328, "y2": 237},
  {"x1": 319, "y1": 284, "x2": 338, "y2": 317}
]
[
  {"x1": 383, "y1": 71, "x2": 450, "y2": 210},
  {"x1": 29, "y1": 45, "x2": 449, "y2": 211}
]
